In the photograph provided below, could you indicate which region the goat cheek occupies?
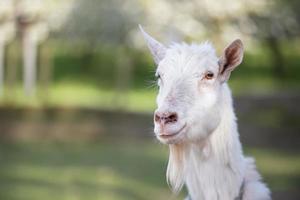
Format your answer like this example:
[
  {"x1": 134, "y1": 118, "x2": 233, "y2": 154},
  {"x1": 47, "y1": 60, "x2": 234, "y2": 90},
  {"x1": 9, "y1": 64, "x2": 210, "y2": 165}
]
[{"x1": 197, "y1": 82, "x2": 209, "y2": 95}]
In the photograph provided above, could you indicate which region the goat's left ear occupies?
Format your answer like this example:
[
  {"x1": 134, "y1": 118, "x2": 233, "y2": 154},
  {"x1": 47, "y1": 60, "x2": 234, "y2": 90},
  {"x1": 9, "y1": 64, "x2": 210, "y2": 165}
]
[{"x1": 218, "y1": 39, "x2": 244, "y2": 82}]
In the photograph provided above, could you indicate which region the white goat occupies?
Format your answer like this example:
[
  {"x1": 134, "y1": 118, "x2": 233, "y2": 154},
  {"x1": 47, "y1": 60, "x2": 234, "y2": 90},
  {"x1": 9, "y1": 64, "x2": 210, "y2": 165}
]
[{"x1": 140, "y1": 26, "x2": 271, "y2": 200}]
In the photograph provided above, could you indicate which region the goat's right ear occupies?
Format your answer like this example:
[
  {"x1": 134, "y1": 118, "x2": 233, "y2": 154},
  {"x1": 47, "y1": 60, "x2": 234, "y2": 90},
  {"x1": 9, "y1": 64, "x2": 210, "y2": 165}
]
[
  {"x1": 218, "y1": 39, "x2": 244, "y2": 83},
  {"x1": 139, "y1": 25, "x2": 166, "y2": 65}
]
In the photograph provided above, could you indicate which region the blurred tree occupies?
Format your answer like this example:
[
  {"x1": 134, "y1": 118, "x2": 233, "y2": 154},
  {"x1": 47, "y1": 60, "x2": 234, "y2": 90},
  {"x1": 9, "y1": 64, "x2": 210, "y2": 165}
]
[
  {"x1": 242, "y1": 0, "x2": 300, "y2": 77},
  {"x1": 140, "y1": 0, "x2": 300, "y2": 78},
  {"x1": 0, "y1": 0, "x2": 15, "y2": 95},
  {"x1": 60, "y1": 0, "x2": 142, "y2": 107},
  {"x1": 61, "y1": 0, "x2": 141, "y2": 45},
  {"x1": 16, "y1": 0, "x2": 49, "y2": 95}
]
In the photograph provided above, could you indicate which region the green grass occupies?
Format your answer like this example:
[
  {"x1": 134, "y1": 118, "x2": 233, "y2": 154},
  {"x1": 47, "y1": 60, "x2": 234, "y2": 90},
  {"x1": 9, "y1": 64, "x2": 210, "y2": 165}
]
[
  {"x1": 3, "y1": 39, "x2": 300, "y2": 112},
  {"x1": 0, "y1": 139, "x2": 177, "y2": 200},
  {"x1": 0, "y1": 83, "x2": 157, "y2": 112},
  {"x1": 246, "y1": 148, "x2": 300, "y2": 191},
  {"x1": 1, "y1": 75, "x2": 299, "y2": 113},
  {"x1": 0, "y1": 139, "x2": 299, "y2": 200}
]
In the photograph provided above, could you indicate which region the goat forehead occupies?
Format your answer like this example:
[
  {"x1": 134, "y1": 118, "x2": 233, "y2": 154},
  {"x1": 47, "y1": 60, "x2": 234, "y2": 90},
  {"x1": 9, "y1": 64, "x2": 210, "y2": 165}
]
[{"x1": 158, "y1": 42, "x2": 218, "y2": 76}]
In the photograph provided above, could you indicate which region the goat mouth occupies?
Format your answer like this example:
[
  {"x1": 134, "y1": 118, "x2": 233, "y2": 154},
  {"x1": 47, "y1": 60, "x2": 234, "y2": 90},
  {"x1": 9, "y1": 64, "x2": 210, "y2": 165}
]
[{"x1": 158, "y1": 123, "x2": 187, "y2": 139}]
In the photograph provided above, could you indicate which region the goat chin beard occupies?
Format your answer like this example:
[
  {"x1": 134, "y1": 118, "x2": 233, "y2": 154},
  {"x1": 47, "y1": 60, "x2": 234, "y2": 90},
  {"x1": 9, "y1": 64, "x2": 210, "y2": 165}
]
[
  {"x1": 167, "y1": 143, "x2": 186, "y2": 193},
  {"x1": 166, "y1": 139, "x2": 211, "y2": 194}
]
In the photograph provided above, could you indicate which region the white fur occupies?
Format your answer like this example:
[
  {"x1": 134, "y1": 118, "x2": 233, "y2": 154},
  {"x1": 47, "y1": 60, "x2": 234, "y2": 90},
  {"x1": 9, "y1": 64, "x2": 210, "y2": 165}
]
[
  {"x1": 167, "y1": 85, "x2": 270, "y2": 200},
  {"x1": 140, "y1": 27, "x2": 271, "y2": 200}
]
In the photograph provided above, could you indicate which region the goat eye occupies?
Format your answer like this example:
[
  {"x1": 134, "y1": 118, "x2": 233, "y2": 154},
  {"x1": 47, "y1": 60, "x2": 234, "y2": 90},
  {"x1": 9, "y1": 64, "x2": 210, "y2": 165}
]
[
  {"x1": 156, "y1": 73, "x2": 163, "y2": 85},
  {"x1": 156, "y1": 73, "x2": 162, "y2": 81},
  {"x1": 205, "y1": 72, "x2": 214, "y2": 80}
]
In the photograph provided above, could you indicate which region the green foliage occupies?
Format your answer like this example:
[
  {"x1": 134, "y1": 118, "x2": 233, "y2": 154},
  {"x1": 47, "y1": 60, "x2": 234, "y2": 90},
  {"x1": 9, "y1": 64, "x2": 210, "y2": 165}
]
[
  {"x1": 51, "y1": 41, "x2": 155, "y2": 89},
  {"x1": 1, "y1": 40, "x2": 300, "y2": 110}
]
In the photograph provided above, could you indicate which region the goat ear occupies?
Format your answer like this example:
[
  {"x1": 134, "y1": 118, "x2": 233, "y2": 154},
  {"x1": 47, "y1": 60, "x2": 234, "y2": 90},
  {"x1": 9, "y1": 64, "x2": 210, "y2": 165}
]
[
  {"x1": 218, "y1": 39, "x2": 244, "y2": 82},
  {"x1": 139, "y1": 25, "x2": 166, "y2": 65}
]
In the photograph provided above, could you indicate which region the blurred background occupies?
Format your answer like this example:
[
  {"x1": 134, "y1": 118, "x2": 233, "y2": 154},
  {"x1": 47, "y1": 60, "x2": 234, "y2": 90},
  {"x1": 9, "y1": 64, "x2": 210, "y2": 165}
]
[{"x1": 0, "y1": 0, "x2": 299, "y2": 199}]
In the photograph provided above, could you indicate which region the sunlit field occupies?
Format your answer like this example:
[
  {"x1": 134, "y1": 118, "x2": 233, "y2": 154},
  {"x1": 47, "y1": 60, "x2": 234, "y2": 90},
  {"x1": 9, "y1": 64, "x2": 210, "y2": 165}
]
[
  {"x1": 0, "y1": 74, "x2": 299, "y2": 112},
  {"x1": 0, "y1": 139, "x2": 299, "y2": 200}
]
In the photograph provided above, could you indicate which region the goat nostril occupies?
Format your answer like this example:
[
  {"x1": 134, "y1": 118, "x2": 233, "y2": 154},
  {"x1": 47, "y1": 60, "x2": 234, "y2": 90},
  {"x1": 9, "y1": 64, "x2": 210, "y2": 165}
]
[
  {"x1": 165, "y1": 113, "x2": 178, "y2": 124},
  {"x1": 154, "y1": 113, "x2": 161, "y2": 123},
  {"x1": 154, "y1": 112, "x2": 178, "y2": 124}
]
